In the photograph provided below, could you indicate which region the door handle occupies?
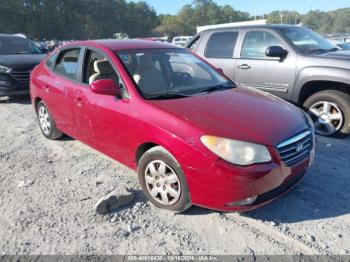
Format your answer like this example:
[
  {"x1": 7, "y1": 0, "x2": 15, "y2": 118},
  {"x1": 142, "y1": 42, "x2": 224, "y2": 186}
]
[
  {"x1": 74, "y1": 97, "x2": 84, "y2": 106},
  {"x1": 237, "y1": 64, "x2": 251, "y2": 70}
]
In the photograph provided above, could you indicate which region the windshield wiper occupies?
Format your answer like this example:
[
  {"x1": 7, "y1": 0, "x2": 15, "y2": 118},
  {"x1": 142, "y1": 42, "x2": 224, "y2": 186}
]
[
  {"x1": 147, "y1": 91, "x2": 197, "y2": 100},
  {"x1": 6, "y1": 52, "x2": 33, "y2": 55},
  {"x1": 200, "y1": 83, "x2": 235, "y2": 94},
  {"x1": 309, "y1": 48, "x2": 339, "y2": 54},
  {"x1": 326, "y1": 47, "x2": 340, "y2": 52}
]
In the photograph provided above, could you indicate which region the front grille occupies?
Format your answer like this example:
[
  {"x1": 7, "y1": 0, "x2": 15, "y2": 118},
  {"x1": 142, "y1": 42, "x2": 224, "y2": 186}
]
[
  {"x1": 10, "y1": 70, "x2": 30, "y2": 83},
  {"x1": 277, "y1": 130, "x2": 313, "y2": 167}
]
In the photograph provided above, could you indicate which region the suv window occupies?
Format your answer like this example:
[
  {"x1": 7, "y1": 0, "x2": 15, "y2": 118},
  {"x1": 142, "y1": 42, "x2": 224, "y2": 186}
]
[
  {"x1": 53, "y1": 49, "x2": 80, "y2": 80},
  {"x1": 205, "y1": 32, "x2": 238, "y2": 59},
  {"x1": 241, "y1": 31, "x2": 283, "y2": 59},
  {"x1": 83, "y1": 49, "x2": 119, "y2": 85}
]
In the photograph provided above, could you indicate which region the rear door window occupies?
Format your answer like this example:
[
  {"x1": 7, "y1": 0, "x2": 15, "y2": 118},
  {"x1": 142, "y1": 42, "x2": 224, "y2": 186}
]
[
  {"x1": 205, "y1": 32, "x2": 238, "y2": 59},
  {"x1": 53, "y1": 49, "x2": 81, "y2": 80}
]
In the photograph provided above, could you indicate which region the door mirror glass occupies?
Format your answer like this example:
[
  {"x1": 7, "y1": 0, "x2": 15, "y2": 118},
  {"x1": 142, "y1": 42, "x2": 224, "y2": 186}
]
[
  {"x1": 90, "y1": 79, "x2": 121, "y2": 96},
  {"x1": 265, "y1": 46, "x2": 288, "y2": 59}
]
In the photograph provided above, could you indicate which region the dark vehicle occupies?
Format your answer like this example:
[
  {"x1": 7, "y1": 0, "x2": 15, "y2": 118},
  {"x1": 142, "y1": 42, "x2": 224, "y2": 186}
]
[
  {"x1": 0, "y1": 34, "x2": 45, "y2": 97},
  {"x1": 188, "y1": 25, "x2": 350, "y2": 137}
]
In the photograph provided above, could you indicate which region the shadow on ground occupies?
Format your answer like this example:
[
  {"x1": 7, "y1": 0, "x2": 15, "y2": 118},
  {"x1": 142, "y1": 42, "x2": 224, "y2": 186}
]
[{"x1": 0, "y1": 95, "x2": 31, "y2": 105}]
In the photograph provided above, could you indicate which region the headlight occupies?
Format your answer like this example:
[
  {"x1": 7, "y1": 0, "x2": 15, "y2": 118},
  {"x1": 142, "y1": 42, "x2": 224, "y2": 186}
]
[
  {"x1": 201, "y1": 136, "x2": 272, "y2": 166},
  {"x1": 301, "y1": 109, "x2": 315, "y2": 133},
  {"x1": 0, "y1": 65, "x2": 11, "y2": 73},
  {"x1": 301, "y1": 110, "x2": 316, "y2": 167}
]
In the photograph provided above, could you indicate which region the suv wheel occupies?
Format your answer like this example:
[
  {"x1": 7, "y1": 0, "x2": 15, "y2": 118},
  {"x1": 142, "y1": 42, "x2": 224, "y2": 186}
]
[
  {"x1": 303, "y1": 90, "x2": 350, "y2": 138},
  {"x1": 138, "y1": 146, "x2": 191, "y2": 212},
  {"x1": 37, "y1": 101, "x2": 63, "y2": 140}
]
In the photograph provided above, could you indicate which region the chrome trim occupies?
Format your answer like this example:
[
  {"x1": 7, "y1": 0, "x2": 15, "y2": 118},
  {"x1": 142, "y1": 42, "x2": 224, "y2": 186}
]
[
  {"x1": 284, "y1": 150, "x2": 310, "y2": 166},
  {"x1": 277, "y1": 130, "x2": 312, "y2": 149}
]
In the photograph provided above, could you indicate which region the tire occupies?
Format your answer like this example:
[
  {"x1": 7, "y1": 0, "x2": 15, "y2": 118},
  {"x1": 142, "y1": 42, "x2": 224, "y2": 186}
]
[
  {"x1": 303, "y1": 90, "x2": 350, "y2": 138},
  {"x1": 36, "y1": 101, "x2": 63, "y2": 140},
  {"x1": 137, "y1": 146, "x2": 191, "y2": 212}
]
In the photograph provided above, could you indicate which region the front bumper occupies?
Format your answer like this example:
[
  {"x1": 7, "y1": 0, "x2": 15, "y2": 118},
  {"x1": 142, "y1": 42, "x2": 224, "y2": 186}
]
[
  {"x1": 180, "y1": 145, "x2": 311, "y2": 212},
  {"x1": 0, "y1": 72, "x2": 30, "y2": 96}
]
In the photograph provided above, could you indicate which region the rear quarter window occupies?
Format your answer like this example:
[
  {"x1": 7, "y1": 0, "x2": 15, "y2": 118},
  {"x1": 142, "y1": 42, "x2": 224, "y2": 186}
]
[{"x1": 45, "y1": 53, "x2": 58, "y2": 70}]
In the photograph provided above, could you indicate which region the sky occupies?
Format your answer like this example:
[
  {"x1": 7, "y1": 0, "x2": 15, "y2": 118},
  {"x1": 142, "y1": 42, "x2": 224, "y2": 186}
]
[{"x1": 130, "y1": 0, "x2": 350, "y2": 15}]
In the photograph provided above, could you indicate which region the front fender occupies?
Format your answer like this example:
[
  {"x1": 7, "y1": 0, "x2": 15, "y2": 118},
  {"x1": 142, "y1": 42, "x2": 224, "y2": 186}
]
[{"x1": 293, "y1": 66, "x2": 350, "y2": 103}]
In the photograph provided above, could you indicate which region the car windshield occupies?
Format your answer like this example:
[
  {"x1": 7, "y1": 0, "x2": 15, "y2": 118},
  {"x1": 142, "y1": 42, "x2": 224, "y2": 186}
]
[
  {"x1": 0, "y1": 37, "x2": 42, "y2": 55},
  {"x1": 280, "y1": 27, "x2": 338, "y2": 55},
  {"x1": 116, "y1": 48, "x2": 235, "y2": 100}
]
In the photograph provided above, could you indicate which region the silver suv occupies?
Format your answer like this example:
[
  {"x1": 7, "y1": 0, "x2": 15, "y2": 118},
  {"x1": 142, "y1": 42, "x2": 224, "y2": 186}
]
[{"x1": 187, "y1": 25, "x2": 350, "y2": 138}]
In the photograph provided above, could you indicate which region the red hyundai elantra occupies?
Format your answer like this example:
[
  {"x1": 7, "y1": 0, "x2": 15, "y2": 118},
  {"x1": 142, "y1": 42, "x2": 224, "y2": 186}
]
[{"x1": 30, "y1": 40, "x2": 315, "y2": 212}]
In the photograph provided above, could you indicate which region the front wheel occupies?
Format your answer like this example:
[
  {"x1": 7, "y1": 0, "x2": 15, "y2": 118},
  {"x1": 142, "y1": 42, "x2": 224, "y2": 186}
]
[
  {"x1": 137, "y1": 146, "x2": 191, "y2": 212},
  {"x1": 303, "y1": 90, "x2": 350, "y2": 138},
  {"x1": 36, "y1": 101, "x2": 63, "y2": 140}
]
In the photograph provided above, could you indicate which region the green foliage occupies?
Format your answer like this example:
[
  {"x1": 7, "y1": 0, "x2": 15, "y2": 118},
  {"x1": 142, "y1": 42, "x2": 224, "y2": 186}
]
[
  {"x1": 155, "y1": 0, "x2": 250, "y2": 38},
  {"x1": 0, "y1": 0, "x2": 158, "y2": 39},
  {"x1": 265, "y1": 8, "x2": 350, "y2": 34},
  {"x1": 0, "y1": 0, "x2": 349, "y2": 40}
]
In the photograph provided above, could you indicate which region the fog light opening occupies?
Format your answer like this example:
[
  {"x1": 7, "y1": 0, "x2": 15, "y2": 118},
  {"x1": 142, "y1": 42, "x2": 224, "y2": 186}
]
[{"x1": 225, "y1": 196, "x2": 258, "y2": 207}]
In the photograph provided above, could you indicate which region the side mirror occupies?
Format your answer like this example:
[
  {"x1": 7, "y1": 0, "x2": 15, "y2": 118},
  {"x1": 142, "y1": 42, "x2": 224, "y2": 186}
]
[
  {"x1": 216, "y1": 68, "x2": 224, "y2": 74},
  {"x1": 265, "y1": 46, "x2": 288, "y2": 59},
  {"x1": 90, "y1": 79, "x2": 121, "y2": 96}
]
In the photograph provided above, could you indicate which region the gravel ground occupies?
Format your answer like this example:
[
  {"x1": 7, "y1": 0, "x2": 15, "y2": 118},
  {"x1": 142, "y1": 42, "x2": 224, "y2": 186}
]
[{"x1": 0, "y1": 97, "x2": 349, "y2": 255}]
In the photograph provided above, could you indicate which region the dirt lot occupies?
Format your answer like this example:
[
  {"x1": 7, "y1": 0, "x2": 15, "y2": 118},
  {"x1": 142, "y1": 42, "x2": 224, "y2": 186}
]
[{"x1": 0, "y1": 97, "x2": 349, "y2": 255}]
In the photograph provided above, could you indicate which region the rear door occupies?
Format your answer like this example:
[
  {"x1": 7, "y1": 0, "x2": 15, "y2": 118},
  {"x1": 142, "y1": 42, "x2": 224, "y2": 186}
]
[
  {"x1": 44, "y1": 47, "x2": 82, "y2": 136},
  {"x1": 196, "y1": 30, "x2": 240, "y2": 79},
  {"x1": 234, "y1": 29, "x2": 297, "y2": 100}
]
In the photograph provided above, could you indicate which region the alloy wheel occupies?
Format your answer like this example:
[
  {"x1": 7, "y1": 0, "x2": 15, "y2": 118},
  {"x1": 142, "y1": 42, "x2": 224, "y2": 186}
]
[
  {"x1": 38, "y1": 106, "x2": 51, "y2": 135},
  {"x1": 144, "y1": 160, "x2": 181, "y2": 206},
  {"x1": 308, "y1": 101, "x2": 343, "y2": 136}
]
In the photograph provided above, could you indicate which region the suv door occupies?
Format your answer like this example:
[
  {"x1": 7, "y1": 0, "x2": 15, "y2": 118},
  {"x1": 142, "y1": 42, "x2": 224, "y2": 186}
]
[
  {"x1": 198, "y1": 30, "x2": 240, "y2": 79},
  {"x1": 234, "y1": 29, "x2": 296, "y2": 100}
]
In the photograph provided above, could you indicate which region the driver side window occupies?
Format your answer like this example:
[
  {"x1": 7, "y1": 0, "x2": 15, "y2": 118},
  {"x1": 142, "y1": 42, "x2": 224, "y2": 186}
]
[
  {"x1": 83, "y1": 49, "x2": 119, "y2": 85},
  {"x1": 241, "y1": 31, "x2": 284, "y2": 59}
]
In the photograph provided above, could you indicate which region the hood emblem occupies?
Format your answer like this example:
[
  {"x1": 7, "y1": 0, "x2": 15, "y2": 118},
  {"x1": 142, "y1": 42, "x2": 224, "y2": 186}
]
[{"x1": 296, "y1": 143, "x2": 304, "y2": 152}]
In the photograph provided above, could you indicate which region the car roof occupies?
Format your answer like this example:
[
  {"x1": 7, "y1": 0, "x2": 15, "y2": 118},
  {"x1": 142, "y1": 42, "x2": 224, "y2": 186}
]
[
  {"x1": 65, "y1": 39, "x2": 179, "y2": 51},
  {"x1": 200, "y1": 24, "x2": 304, "y2": 34}
]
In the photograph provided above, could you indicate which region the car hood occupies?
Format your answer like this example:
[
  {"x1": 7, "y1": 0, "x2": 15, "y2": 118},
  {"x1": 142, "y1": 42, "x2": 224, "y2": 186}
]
[
  {"x1": 0, "y1": 54, "x2": 46, "y2": 71},
  {"x1": 149, "y1": 87, "x2": 309, "y2": 146}
]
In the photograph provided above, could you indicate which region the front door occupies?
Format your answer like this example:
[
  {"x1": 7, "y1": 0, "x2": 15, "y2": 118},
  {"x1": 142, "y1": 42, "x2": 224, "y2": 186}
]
[
  {"x1": 234, "y1": 29, "x2": 296, "y2": 100},
  {"x1": 72, "y1": 48, "x2": 131, "y2": 162}
]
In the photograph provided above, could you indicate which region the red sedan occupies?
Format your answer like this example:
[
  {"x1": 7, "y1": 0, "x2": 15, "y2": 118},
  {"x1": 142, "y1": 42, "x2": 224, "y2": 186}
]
[{"x1": 30, "y1": 40, "x2": 315, "y2": 212}]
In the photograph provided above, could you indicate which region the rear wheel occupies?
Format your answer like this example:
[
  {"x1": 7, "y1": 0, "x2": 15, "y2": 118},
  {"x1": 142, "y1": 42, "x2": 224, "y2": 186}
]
[
  {"x1": 137, "y1": 146, "x2": 191, "y2": 212},
  {"x1": 36, "y1": 101, "x2": 63, "y2": 140},
  {"x1": 303, "y1": 90, "x2": 350, "y2": 138}
]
